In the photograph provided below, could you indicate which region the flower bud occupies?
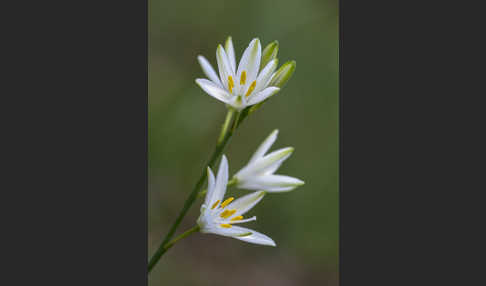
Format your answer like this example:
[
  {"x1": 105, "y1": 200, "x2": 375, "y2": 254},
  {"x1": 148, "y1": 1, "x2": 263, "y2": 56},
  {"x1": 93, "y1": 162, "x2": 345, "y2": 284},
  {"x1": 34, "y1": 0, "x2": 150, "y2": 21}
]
[
  {"x1": 260, "y1": 41, "x2": 279, "y2": 70},
  {"x1": 269, "y1": 60, "x2": 296, "y2": 88}
]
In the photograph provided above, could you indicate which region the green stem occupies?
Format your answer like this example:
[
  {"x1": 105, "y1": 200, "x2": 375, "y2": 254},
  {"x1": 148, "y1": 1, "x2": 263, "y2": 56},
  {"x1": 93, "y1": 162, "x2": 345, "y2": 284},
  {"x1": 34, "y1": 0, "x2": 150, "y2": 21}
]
[
  {"x1": 148, "y1": 226, "x2": 199, "y2": 272},
  {"x1": 148, "y1": 108, "x2": 245, "y2": 273},
  {"x1": 232, "y1": 111, "x2": 241, "y2": 133},
  {"x1": 218, "y1": 108, "x2": 234, "y2": 144}
]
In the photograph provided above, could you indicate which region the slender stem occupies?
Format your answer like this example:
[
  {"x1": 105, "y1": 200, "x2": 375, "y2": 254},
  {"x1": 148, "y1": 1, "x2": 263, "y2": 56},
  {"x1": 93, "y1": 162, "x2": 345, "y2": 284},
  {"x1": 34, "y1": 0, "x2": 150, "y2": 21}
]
[
  {"x1": 218, "y1": 108, "x2": 234, "y2": 144},
  {"x1": 147, "y1": 226, "x2": 199, "y2": 272},
  {"x1": 148, "y1": 108, "x2": 245, "y2": 273},
  {"x1": 231, "y1": 111, "x2": 241, "y2": 133}
]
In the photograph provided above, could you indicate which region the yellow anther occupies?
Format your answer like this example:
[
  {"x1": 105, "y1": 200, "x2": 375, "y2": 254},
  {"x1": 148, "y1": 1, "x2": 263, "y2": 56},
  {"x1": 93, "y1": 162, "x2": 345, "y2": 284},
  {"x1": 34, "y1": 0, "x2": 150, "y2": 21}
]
[
  {"x1": 240, "y1": 71, "x2": 247, "y2": 85},
  {"x1": 245, "y1": 81, "x2": 256, "y2": 97},
  {"x1": 231, "y1": 215, "x2": 243, "y2": 221},
  {"x1": 220, "y1": 209, "x2": 236, "y2": 219},
  {"x1": 220, "y1": 197, "x2": 234, "y2": 208},
  {"x1": 220, "y1": 224, "x2": 232, "y2": 228},
  {"x1": 228, "y1": 76, "x2": 234, "y2": 93},
  {"x1": 211, "y1": 200, "x2": 220, "y2": 209}
]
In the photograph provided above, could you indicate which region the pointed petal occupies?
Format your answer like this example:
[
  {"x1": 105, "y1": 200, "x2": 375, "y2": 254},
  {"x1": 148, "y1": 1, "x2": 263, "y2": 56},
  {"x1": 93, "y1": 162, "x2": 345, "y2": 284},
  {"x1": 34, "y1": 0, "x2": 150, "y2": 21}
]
[
  {"x1": 197, "y1": 55, "x2": 223, "y2": 88},
  {"x1": 232, "y1": 226, "x2": 276, "y2": 246},
  {"x1": 212, "y1": 155, "x2": 229, "y2": 204},
  {"x1": 204, "y1": 167, "x2": 216, "y2": 206},
  {"x1": 262, "y1": 149, "x2": 293, "y2": 175},
  {"x1": 216, "y1": 45, "x2": 234, "y2": 90},
  {"x1": 226, "y1": 191, "x2": 265, "y2": 217},
  {"x1": 207, "y1": 224, "x2": 253, "y2": 237},
  {"x1": 248, "y1": 147, "x2": 293, "y2": 175},
  {"x1": 224, "y1": 36, "x2": 236, "y2": 74},
  {"x1": 226, "y1": 216, "x2": 256, "y2": 224},
  {"x1": 247, "y1": 87, "x2": 280, "y2": 105},
  {"x1": 254, "y1": 59, "x2": 278, "y2": 93},
  {"x1": 248, "y1": 129, "x2": 279, "y2": 165},
  {"x1": 245, "y1": 174, "x2": 304, "y2": 192},
  {"x1": 236, "y1": 38, "x2": 262, "y2": 90},
  {"x1": 195, "y1": 79, "x2": 231, "y2": 104}
]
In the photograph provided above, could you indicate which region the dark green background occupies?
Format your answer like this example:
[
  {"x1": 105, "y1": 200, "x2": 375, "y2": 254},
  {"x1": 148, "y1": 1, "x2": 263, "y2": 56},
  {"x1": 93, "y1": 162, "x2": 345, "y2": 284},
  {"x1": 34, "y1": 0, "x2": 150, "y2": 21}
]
[{"x1": 149, "y1": 0, "x2": 338, "y2": 284}]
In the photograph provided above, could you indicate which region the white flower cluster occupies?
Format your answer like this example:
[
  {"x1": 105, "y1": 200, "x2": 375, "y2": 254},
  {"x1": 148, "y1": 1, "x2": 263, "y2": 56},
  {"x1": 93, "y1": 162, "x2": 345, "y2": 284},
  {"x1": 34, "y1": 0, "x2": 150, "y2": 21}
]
[{"x1": 196, "y1": 37, "x2": 302, "y2": 246}]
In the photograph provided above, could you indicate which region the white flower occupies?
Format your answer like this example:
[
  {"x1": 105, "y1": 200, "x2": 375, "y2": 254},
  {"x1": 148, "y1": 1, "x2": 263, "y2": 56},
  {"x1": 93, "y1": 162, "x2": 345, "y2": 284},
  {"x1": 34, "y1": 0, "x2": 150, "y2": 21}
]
[
  {"x1": 197, "y1": 155, "x2": 276, "y2": 246},
  {"x1": 196, "y1": 37, "x2": 281, "y2": 111},
  {"x1": 233, "y1": 129, "x2": 304, "y2": 192}
]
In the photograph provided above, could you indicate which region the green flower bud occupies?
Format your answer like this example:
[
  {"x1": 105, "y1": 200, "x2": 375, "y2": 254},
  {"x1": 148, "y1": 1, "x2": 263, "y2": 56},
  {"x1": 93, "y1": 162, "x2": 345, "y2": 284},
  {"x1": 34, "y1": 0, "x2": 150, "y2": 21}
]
[
  {"x1": 269, "y1": 60, "x2": 296, "y2": 88},
  {"x1": 260, "y1": 41, "x2": 279, "y2": 70}
]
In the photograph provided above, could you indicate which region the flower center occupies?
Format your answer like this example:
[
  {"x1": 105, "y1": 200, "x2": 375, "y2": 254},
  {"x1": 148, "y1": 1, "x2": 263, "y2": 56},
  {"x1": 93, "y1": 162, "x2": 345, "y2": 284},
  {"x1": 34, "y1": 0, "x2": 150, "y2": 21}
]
[
  {"x1": 228, "y1": 76, "x2": 234, "y2": 93},
  {"x1": 220, "y1": 215, "x2": 244, "y2": 228},
  {"x1": 240, "y1": 71, "x2": 247, "y2": 85},
  {"x1": 245, "y1": 81, "x2": 256, "y2": 97},
  {"x1": 220, "y1": 197, "x2": 234, "y2": 208},
  {"x1": 220, "y1": 209, "x2": 236, "y2": 219},
  {"x1": 211, "y1": 200, "x2": 220, "y2": 209}
]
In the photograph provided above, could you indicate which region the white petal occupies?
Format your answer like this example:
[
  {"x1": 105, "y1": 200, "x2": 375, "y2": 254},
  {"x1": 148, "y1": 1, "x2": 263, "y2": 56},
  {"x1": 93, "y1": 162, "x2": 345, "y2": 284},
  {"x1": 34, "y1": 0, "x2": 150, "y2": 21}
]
[
  {"x1": 247, "y1": 87, "x2": 280, "y2": 105},
  {"x1": 231, "y1": 226, "x2": 276, "y2": 246},
  {"x1": 243, "y1": 175, "x2": 304, "y2": 192},
  {"x1": 225, "y1": 216, "x2": 256, "y2": 224},
  {"x1": 262, "y1": 149, "x2": 293, "y2": 175},
  {"x1": 236, "y1": 39, "x2": 262, "y2": 91},
  {"x1": 212, "y1": 155, "x2": 229, "y2": 204},
  {"x1": 248, "y1": 129, "x2": 279, "y2": 165},
  {"x1": 204, "y1": 167, "x2": 216, "y2": 207},
  {"x1": 224, "y1": 37, "x2": 236, "y2": 74},
  {"x1": 240, "y1": 147, "x2": 293, "y2": 177},
  {"x1": 197, "y1": 55, "x2": 223, "y2": 88},
  {"x1": 254, "y1": 59, "x2": 278, "y2": 93},
  {"x1": 226, "y1": 191, "x2": 265, "y2": 217},
  {"x1": 216, "y1": 45, "x2": 234, "y2": 90},
  {"x1": 195, "y1": 79, "x2": 231, "y2": 104},
  {"x1": 207, "y1": 224, "x2": 253, "y2": 237}
]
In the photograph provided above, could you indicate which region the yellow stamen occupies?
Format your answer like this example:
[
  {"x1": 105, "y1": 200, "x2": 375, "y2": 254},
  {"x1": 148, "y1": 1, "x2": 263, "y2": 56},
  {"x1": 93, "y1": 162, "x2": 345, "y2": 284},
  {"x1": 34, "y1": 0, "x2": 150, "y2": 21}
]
[
  {"x1": 240, "y1": 71, "x2": 247, "y2": 85},
  {"x1": 220, "y1": 224, "x2": 232, "y2": 228},
  {"x1": 220, "y1": 197, "x2": 234, "y2": 208},
  {"x1": 220, "y1": 209, "x2": 236, "y2": 219},
  {"x1": 231, "y1": 215, "x2": 243, "y2": 221},
  {"x1": 228, "y1": 76, "x2": 234, "y2": 93},
  {"x1": 211, "y1": 200, "x2": 220, "y2": 209},
  {"x1": 245, "y1": 81, "x2": 256, "y2": 97}
]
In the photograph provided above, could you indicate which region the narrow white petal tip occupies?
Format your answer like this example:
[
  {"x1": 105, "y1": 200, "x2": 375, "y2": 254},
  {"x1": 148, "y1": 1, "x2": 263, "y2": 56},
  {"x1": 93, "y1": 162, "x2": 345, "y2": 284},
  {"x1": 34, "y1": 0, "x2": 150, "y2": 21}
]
[
  {"x1": 221, "y1": 154, "x2": 228, "y2": 164},
  {"x1": 195, "y1": 78, "x2": 207, "y2": 86},
  {"x1": 280, "y1": 147, "x2": 294, "y2": 156}
]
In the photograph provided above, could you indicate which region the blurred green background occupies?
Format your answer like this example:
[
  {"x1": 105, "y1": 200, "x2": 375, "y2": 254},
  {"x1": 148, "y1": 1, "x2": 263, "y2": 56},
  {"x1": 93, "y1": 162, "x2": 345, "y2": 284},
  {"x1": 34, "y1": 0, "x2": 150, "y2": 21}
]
[{"x1": 149, "y1": 0, "x2": 338, "y2": 284}]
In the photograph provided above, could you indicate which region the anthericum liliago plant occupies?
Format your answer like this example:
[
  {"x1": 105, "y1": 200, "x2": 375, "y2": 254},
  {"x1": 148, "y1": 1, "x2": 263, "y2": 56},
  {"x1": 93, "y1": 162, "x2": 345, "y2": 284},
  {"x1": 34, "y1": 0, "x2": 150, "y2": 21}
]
[{"x1": 148, "y1": 36, "x2": 299, "y2": 273}]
